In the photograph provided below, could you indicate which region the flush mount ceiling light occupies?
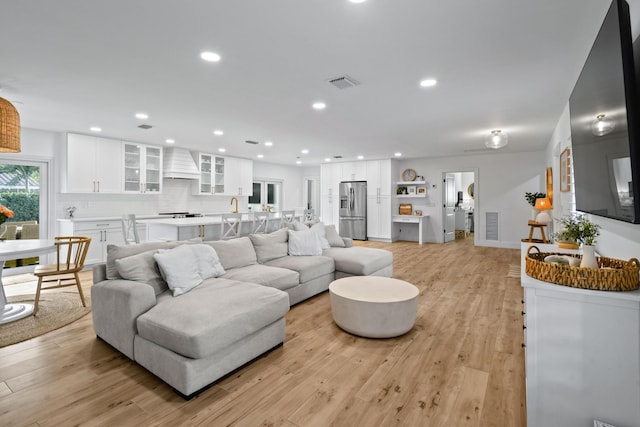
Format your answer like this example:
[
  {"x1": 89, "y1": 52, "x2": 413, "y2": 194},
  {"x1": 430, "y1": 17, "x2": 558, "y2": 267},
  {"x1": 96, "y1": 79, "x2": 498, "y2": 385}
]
[
  {"x1": 200, "y1": 51, "x2": 221, "y2": 62},
  {"x1": 591, "y1": 114, "x2": 615, "y2": 136},
  {"x1": 135, "y1": 112, "x2": 148, "y2": 119},
  {"x1": 213, "y1": 129, "x2": 224, "y2": 136},
  {"x1": 419, "y1": 78, "x2": 437, "y2": 88},
  {"x1": 485, "y1": 129, "x2": 508, "y2": 149},
  {"x1": 312, "y1": 102, "x2": 326, "y2": 110},
  {"x1": 90, "y1": 126, "x2": 102, "y2": 132},
  {"x1": 165, "y1": 139, "x2": 175, "y2": 144},
  {"x1": 0, "y1": 97, "x2": 21, "y2": 152}
]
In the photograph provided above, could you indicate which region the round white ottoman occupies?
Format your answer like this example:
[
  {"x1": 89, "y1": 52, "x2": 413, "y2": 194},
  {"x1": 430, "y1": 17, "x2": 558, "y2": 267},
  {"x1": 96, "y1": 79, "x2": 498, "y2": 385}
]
[{"x1": 329, "y1": 276, "x2": 419, "y2": 338}]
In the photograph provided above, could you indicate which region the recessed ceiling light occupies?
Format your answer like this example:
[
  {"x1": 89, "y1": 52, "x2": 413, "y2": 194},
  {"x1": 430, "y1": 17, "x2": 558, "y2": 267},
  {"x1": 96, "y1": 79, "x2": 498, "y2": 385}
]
[
  {"x1": 324, "y1": 158, "x2": 331, "y2": 162},
  {"x1": 90, "y1": 127, "x2": 102, "y2": 132},
  {"x1": 218, "y1": 148, "x2": 226, "y2": 153},
  {"x1": 257, "y1": 154, "x2": 264, "y2": 159},
  {"x1": 301, "y1": 149, "x2": 309, "y2": 154},
  {"x1": 357, "y1": 155, "x2": 364, "y2": 160},
  {"x1": 420, "y1": 79, "x2": 437, "y2": 88},
  {"x1": 394, "y1": 152, "x2": 402, "y2": 157},
  {"x1": 264, "y1": 141, "x2": 273, "y2": 147},
  {"x1": 200, "y1": 51, "x2": 221, "y2": 62},
  {"x1": 296, "y1": 160, "x2": 302, "y2": 165},
  {"x1": 213, "y1": 129, "x2": 224, "y2": 136},
  {"x1": 135, "y1": 112, "x2": 149, "y2": 119},
  {"x1": 312, "y1": 102, "x2": 326, "y2": 110},
  {"x1": 349, "y1": 0, "x2": 367, "y2": 3},
  {"x1": 165, "y1": 139, "x2": 175, "y2": 144}
]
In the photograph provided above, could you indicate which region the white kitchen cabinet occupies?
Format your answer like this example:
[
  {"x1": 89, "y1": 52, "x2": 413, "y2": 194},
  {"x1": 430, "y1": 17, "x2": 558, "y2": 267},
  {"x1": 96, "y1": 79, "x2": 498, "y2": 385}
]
[
  {"x1": 521, "y1": 270, "x2": 640, "y2": 427},
  {"x1": 367, "y1": 195, "x2": 392, "y2": 241},
  {"x1": 193, "y1": 153, "x2": 225, "y2": 195},
  {"x1": 340, "y1": 161, "x2": 367, "y2": 181},
  {"x1": 123, "y1": 142, "x2": 163, "y2": 193},
  {"x1": 58, "y1": 219, "x2": 145, "y2": 265},
  {"x1": 224, "y1": 157, "x2": 253, "y2": 196},
  {"x1": 320, "y1": 163, "x2": 342, "y2": 225},
  {"x1": 66, "y1": 133, "x2": 123, "y2": 193},
  {"x1": 366, "y1": 160, "x2": 393, "y2": 196}
]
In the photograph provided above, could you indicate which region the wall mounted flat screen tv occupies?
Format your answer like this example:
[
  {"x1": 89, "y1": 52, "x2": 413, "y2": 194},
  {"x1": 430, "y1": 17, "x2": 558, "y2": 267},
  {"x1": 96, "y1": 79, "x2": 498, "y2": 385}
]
[{"x1": 569, "y1": 0, "x2": 640, "y2": 223}]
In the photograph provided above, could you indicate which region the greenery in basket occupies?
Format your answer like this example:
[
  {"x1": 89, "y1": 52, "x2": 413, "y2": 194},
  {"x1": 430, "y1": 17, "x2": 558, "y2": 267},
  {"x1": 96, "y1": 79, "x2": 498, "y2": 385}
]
[
  {"x1": 525, "y1": 192, "x2": 546, "y2": 206},
  {"x1": 553, "y1": 213, "x2": 601, "y2": 246}
]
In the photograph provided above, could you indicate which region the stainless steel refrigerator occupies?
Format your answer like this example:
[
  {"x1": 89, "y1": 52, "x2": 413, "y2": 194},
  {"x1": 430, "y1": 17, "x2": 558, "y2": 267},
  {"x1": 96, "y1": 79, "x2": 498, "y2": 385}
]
[{"x1": 339, "y1": 181, "x2": 367, "y2": 240}]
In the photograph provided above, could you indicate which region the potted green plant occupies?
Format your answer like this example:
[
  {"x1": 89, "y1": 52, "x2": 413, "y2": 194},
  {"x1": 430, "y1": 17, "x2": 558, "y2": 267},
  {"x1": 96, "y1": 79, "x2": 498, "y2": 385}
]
[
  {"x1": 525, "y1": 192, "x2": 546, "y2": 220},
  {"x1": 554, "y1": 214, "x2": 601, "y2": 268}
]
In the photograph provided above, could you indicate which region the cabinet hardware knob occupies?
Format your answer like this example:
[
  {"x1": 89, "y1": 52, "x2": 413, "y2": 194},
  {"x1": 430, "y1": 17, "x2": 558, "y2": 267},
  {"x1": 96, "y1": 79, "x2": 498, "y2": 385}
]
[
  {"x1": 521, "y1": 343, "x2": 526, "y2": 348},
  {"x1": 521, "y1": 311, "x2": 526, "y2": 316},
  {"x1": 521, "y1": 300, "x2": 525, "y2": 304},
  {"x1": 523, "y1": 325, "x2": 526, "y2": 330}
]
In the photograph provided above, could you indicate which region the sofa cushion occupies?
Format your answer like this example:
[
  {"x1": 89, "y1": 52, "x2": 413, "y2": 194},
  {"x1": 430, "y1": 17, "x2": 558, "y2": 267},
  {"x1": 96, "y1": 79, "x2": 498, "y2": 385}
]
[
  {"x1": 288, "y1": 228, "x2": 322, "y2": 256},
  {"x1": 323, "y1": 247, "x2": 393, "y2": 275},
  {"x1": 115, "y1": 249, "x2": 167, "y2": 295},
  {"x1": 207, "y1": 237, "x2": 257, "y2": 270},
  {"x1": 324, "y1": 224, "x2": 346, "y2": 248},
  {"x1": 310, "y1": 222, "x2": 331, "y2": 249},
  {"x1": 191, "y1": 244, "x2": 225, "y2": 279},
  {"x1": 249, "y1": 228, "x2": 288, "y2": 263},
  {"x1": 221, "y1": 264, "x2": 299, "y2": 291},
  {"x1": 265, "y1": 255, "x2": 334, "y2": 284},
  {"x1": 154, "y1": 245, "x2": 203, "y2": 296},
  {"x1": 136, "y1": 278, "x2": 289, "y2": 359}
]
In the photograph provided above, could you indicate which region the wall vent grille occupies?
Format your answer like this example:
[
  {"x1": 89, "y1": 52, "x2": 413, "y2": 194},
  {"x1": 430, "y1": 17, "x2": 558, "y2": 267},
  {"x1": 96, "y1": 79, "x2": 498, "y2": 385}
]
[{"x1": 486, "y1": 212, "x2": 499, "y2": 240}]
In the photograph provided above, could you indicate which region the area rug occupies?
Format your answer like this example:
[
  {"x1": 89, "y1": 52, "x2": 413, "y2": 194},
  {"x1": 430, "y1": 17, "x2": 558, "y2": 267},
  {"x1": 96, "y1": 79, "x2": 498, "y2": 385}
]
[
  {"x1": 506, "y1": 264, "x2": 521, "y2": 278},
  {"x1": 0, "y1": 293, "x2": 91, "y2": 348}
]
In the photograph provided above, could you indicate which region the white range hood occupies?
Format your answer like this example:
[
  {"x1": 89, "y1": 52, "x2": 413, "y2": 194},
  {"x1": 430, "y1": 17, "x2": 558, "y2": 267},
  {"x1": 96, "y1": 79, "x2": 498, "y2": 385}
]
[{"x1": 163, "y1": 148, "x2": 200, "y2": 180}]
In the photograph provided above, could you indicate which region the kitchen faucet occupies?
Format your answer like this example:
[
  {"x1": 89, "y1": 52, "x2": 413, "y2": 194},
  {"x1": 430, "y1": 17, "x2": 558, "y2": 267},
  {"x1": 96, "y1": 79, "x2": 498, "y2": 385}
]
[{"x1": 230, "y1": 197, "x2": 239, "y2": 213}]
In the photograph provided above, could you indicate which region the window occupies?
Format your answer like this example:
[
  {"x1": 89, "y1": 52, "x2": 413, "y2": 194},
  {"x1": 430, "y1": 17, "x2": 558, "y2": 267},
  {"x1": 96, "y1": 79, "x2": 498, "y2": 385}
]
[{"x1": 249, "y1": 180, "x2": 282, "y2": 212}]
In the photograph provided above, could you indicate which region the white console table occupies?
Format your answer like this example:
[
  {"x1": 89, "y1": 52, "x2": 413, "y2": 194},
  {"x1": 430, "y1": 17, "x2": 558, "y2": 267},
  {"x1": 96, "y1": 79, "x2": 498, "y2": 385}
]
[
  {"x1": 392, "y1": 214, "x2": 428, "y2": 245},
  {"x1": 520, "y1": 244, "x2": 640, "y2": 427}
]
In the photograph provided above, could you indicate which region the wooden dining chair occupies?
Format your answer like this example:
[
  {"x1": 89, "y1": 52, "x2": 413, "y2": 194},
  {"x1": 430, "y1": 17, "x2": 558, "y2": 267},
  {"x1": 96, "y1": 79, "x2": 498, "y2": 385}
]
[
  {"x1": 251, "y1": 212, "x2": 270, "y2": 234},
  {"x1": 220, "y1": 213, "x2": 242, "y2": 240},
  {"x1": 19, "y1": 223, "x2": 40, "y2": 266},
  {"x1": 33, "y1": 236, "x2": 91, "y2": 315}
]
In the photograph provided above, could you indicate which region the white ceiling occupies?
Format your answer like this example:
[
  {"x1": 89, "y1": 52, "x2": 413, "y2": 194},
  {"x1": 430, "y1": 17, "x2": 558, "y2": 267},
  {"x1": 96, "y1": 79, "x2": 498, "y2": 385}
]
[{"x1": 0, "y1": 0, "x2": 623, "y2": 165}]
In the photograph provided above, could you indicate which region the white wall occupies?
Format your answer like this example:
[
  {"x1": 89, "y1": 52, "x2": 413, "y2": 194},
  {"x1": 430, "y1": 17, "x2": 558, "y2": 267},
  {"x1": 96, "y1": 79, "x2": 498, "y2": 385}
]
[
  {"x1": 396, "y1": 151, "x2": 546, "y2": 248},
  {"x1": 546, "y1": 104, "x2": 640, "y2": 260},
  {"x1": 252, "y1": 161, "x2": 305, "y2": 211}
]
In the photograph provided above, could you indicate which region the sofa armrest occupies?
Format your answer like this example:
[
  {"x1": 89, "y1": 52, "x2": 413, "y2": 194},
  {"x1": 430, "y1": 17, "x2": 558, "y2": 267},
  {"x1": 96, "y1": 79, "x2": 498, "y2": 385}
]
[
  {"x1": 93, "y1": 263, "x2": 107, "y2": 283},
  {"x1": 341, "y1": 237, "x2": 353, "y2": 248},
  {"x1": 91, "y1": 279, "x2": 156, "y2": 359}
]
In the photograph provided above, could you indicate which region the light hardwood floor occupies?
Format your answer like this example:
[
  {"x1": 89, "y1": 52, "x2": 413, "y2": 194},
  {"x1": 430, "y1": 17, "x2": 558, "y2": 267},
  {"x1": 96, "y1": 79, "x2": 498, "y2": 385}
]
[{"x1": 0, "y1": 238, "x2": 526, "y2": 426}]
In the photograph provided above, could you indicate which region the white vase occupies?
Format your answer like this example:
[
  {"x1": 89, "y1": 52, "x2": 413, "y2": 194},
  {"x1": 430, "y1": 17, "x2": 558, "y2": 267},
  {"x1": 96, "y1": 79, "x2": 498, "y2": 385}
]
[
  {"x1": 531, "y1": 208, "x2": 538, "y2": 221},
  {"x1": 580, "y1": 244, "x2": 598, "y2": 269}
]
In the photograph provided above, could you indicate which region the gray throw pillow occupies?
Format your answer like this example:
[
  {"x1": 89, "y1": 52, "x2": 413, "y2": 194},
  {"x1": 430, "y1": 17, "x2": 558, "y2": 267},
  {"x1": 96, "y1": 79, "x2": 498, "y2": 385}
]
[
  {"x1": 115, "y1": 249, "x2": 168, "y2": 295},
  {"x1": 249, "y1": 228, "x2": 288, "y2": 263},
  {"x1": 154, "y1": 245, "x2": 202, "y2": 296},
  {"x1": 190, "y1": 244, "x2": 225, "y2": 279},
  {"x1": 207, "y1": 237, "x2": 258, "y2": 270},
  {"x1": 324, "y1": 224, "x2": 346, "y2": 248},
  {"x1": 310, "y1": 222, "x2": 331, "y2": 249}
]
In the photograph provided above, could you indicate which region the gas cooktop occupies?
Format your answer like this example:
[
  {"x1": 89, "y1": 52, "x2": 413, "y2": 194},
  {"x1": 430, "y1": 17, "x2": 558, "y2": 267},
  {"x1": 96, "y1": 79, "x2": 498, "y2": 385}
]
[{"x1": 158, "y1": 212, "x2": 203, "y2": 218}]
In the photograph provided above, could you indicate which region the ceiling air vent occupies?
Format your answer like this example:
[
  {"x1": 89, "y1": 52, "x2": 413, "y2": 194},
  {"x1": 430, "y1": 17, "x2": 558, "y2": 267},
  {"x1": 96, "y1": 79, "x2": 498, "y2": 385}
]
[
  {"x1": 333, "y1": 155, "x2": 343, "y2": 159},
  {"x1": 245, "y1": 140, "x2": 259, "y2": 145},
  {"x1": 328, "y1": 75, "x2": 360, "y2": 90},
  {"x1": 138, "y1": 124, "x2": 152, "y2": 130}
]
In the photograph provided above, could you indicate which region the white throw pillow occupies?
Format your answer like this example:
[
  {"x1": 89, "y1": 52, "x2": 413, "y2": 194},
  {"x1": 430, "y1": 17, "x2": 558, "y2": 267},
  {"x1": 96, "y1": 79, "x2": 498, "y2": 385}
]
[
  {"x1": 288, "y1": 229, "x2": 322, "y2": 256},
  {"x1": 310, "y1": 222, "x2": 331, "y2": 249},
  {"x1": 190, "y1": 244, "x2": 226, "y2": 279},
  {"x1": 154, "y1": 245, "x2": 203, "y2": 296}
]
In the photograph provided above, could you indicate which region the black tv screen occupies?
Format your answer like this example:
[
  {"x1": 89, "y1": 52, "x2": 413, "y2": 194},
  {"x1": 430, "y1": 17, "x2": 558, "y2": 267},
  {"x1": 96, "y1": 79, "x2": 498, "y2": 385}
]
[{"x1": 569, "y1": 0, "x2": 640, "y2": 224}]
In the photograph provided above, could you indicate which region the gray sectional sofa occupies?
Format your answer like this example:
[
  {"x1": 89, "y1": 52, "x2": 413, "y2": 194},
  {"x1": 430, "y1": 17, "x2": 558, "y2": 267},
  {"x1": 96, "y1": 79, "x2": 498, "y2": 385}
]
[{"x1": 91, "y1": 225, "x2": 393, "y2": 398}]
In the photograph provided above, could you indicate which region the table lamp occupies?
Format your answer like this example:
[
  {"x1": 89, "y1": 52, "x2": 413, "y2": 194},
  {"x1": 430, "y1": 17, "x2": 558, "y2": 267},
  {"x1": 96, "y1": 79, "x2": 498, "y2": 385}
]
[{"x1": 535, "y1": 197, "x2": 552, "y2": 224}]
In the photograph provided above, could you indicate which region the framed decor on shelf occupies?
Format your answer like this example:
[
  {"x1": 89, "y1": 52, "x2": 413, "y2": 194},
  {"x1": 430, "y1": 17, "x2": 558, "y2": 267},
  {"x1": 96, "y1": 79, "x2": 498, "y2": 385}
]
[
  {"x1": 417, "y1": 186, "x2": 426, "y2": 195},
  {"x1": 560, "y1": 148, "x2": 571, "y2": 192},
  {"x1": 407, "y1": 186, "x2": 417, "y2": 195}
]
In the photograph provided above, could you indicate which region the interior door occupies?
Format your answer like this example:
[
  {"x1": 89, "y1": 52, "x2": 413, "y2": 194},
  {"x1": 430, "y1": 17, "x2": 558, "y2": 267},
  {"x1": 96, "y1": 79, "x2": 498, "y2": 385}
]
[{"x1": 443, "y1": 173, "x2": 456, "y2": 242}]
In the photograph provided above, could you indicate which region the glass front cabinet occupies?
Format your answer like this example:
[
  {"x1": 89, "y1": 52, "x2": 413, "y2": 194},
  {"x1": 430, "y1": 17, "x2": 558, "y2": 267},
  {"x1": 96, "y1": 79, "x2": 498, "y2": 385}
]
[{"x1": 123, "y1": 142, "x2": 163, "y2": 193}]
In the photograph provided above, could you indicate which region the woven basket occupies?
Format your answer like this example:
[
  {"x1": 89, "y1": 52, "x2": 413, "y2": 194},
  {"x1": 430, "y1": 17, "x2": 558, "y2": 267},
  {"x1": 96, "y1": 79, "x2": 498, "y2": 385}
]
[{"x1": 525, "y1": 245, "x2": 640, "y2": 291}]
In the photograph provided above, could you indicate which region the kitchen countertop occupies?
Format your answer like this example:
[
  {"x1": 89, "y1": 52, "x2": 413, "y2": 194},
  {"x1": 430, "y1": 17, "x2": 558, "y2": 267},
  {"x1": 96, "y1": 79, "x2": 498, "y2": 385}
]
[{"x1": 58, "y1": 212, "x2": 290, "y2": 224}]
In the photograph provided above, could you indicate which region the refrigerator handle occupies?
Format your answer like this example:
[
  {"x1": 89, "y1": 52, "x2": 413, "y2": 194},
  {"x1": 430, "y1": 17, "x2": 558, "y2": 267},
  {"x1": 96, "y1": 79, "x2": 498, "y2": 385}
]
[{"x1": 350, "y1": 187, "x2": 354, "y2": 210}]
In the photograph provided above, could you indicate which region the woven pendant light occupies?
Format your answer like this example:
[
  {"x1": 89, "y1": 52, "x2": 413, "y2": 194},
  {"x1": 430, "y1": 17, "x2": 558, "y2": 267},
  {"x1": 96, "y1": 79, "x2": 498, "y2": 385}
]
[{"x1": 0, "y1": 97, "x2": 21, "y2": 153}]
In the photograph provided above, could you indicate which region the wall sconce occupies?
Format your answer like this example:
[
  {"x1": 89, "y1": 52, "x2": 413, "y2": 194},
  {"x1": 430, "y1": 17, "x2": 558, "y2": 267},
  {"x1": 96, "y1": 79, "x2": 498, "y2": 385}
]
[
  {"x1": 0, "y1": 97, "x2": 21, "y2": 153},
  {"x1": 485, "y1": 129, "x2": 508, "y2": 149},
  {"x1": 591, "y1": 114, "x2": 615, "y2": 136}
]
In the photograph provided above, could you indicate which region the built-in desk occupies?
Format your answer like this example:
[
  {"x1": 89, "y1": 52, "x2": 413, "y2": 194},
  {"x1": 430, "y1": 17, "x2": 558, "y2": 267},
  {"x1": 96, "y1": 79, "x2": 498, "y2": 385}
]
[{"x1": 392, "y1": 214, "x2": 428, "y2": 245}]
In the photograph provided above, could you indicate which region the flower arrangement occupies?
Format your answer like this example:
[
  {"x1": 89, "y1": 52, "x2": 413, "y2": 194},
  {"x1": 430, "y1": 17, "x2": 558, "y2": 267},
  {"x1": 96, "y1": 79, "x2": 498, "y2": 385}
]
[
  {"x1": 525, "y1": 192, "x2": 546, "y2": 207},
  {"x1": 0, "y1": 205, "x2": 15, "y2": 225},
  {"x1": 554, "y1": 213, "x2": 601, "y2": 246}
]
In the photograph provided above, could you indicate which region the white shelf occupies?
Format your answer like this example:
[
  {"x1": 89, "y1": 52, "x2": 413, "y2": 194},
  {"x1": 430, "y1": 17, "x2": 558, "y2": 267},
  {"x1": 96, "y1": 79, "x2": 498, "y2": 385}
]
[
  {"x1": 396, "y1": 181, "x2": 426, "y2": 185},
  {"x1": 396, "y1": 194, "x2": 426, "y2": 198}
]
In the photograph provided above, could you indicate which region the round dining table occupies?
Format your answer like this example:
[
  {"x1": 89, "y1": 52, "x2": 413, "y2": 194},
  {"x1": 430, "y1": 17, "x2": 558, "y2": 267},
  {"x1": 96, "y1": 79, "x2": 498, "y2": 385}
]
[{"x1": 0, "y1": 239, "x2": 56, "y2": 324}]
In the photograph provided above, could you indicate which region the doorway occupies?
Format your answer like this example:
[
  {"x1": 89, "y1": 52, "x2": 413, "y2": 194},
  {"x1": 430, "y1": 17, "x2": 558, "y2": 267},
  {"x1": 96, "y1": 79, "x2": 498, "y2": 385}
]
[
  {"x1": 442, "y1": 170, "x2": 476, "y2": 244},
  {"x1": 249, "y1": 180, "x2": 282, "y2": 212},
  {"x1": 0, "y1": 158, "x2": 49, "y2": 274}
]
